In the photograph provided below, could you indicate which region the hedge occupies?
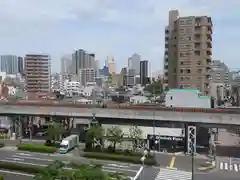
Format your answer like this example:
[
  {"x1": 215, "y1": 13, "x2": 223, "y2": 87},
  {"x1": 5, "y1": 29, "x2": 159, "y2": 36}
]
[
  {"x1": 0, "y1": 143, "x2": 4, "y2": 148},
  {"x1": 0, "y1": 161, "x2": 42, "y2": 174},
  {"x1": 83, "y1": 152, "x2": 157, "y2": 165},
  {"x1": 84, "y1": 147, "x2": 153, "y2": 157},
  {"x1": 18, "y1": 144, "x2": 56, "y2": 153}
]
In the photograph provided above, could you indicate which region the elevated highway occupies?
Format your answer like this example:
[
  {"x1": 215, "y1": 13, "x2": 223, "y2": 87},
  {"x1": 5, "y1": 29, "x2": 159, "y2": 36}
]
[{"x1": 0, "y1": 104, "x2": 240, "y2": 125}]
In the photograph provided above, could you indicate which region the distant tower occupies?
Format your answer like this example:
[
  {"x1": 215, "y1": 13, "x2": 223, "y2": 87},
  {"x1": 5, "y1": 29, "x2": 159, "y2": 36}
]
[{"x1": 107, "y1": 56, "x2": 116, "y2": 74}]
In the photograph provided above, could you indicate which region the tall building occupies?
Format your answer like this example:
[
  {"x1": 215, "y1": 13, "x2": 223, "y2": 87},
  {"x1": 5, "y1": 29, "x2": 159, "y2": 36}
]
[
  {"x1": 25, "y1": 54, "x2": 51, "y2": 92},
  {"x1": 18, "y1": 56, "x2": 24, "y2": 74},
  {"x1": 0, "y1": 55, "x2": 19, "y2": 74},
  {"x1": 140, "y1": 60, "x2": 148, "y2": 86},
  {"x1": 210, "y1": 60, "x2": 232, "y2": 84},
  {"x1": 79, "y1": 68, "x2": 96, "y2": 86},
  {"x1": 107, "y1": 56, "x2": 116, "y2": 74},
  {"x1": 61, "y1": 55, "x2": 72, "y2": 74},
  {"x1": 163, "y1": 10, "x2": 213, "y2": 95},
  {"x1": 128, "y1": 54, "x2": 141, "y2": 75},
  {"x1": 72, "y1": 49, "x2": 96, "y2": 75}
]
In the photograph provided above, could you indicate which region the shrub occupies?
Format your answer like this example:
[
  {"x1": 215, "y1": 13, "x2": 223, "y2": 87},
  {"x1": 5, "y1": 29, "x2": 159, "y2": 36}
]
[
  {"x1": 0, "y1": 161, "x2": 42, "y2": 174},
  {"x1": 84, "y1": 147, "x2": 153, "y2": 157},
  {"x1": 18, "y1": 144, "x2": 56, "y2": 153},
  {"x1": 0, "y1": 143, "x2": 4, "y2": 148},
  {"x1": 83, "y1": 152, "x2": 156, "y2": 165}
]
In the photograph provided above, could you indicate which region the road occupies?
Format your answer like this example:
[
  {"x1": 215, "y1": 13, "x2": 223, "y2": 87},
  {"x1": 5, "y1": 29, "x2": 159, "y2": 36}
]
[{"x1": 0, "y1": 150, "x2": 143, "y2": 179}]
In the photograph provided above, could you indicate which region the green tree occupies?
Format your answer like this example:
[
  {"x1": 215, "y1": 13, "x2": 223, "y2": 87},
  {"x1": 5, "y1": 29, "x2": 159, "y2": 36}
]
[
  {"x1": 46, "y1": 122, "x2": 66, "y2": 143},
  {"x1": 86, "y1": 124, "x2": 105, "y2": 150},
  {"x1": 129, "y1": 126, "x2": 143, "y2": 152},
  {"x1": 0, "y1": 176, "x2": 4, "y2": 180},
  {"x1": 144, "y1": 80, "x2": 163, "y2": 95},
  {"x1": 106, "y1": 126, "x2": 124, "y2": 152}
]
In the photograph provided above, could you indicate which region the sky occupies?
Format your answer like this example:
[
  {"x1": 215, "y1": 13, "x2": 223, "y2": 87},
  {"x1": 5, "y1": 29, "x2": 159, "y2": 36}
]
[{"x1": 0, "y1": 0, "x2": 239, "y2": 73}]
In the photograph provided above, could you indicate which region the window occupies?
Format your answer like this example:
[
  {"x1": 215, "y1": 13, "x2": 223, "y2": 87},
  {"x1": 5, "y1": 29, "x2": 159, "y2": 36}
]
[
  {"x1": 180, "y1": 69, "x2": 183, "y2": 73},
  {"x1": 170, "y1": 96, "x2": 173, "y2": 100},
  {"x1": 187, "y1": 69, "x2": 191, "y2": 73}
]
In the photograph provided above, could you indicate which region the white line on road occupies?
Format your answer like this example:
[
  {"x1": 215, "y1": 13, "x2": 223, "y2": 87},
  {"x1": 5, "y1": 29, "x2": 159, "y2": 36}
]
[
  {"x1": 224, "y1": 162, "x2": 228, "y2": 170},
  {"x1": 0, "y1": 169, "x2": 34, "y2": 177},
  {"x1": 108, "y1": 163, "x2": 129, "y2": 168},
  {"x1": 220, "y1": 162, "x2": 223, "y2": 170},
  {"x1": 103, "y1": 166, "x2": 137, "y2": 172},
  {"x1": 0, "y1": 159, "x2": 47, "y2": 166},
  {"x1": 6, "y1": 157, "x2": 24, "y2": 161},
  {"x1": 12, "y1": 155, "x2": 53, "y2": 162},
  {"x1": 234, "y1": 164, "x2": 238, "y2": 172}
]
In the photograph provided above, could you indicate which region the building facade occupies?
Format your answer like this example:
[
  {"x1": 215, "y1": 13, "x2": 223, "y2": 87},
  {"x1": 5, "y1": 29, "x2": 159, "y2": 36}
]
[
  {"x1": 72, "y1": 49, "x2": 96, "y2": 75},
  {"x1": 140, "y1": 60, "x2": 148, "y2": 86},
  {"x1": 61, "y1": 55, "x2": 72, "y2": 74},
  {"x1": 128, "y1": 54, "x2": 141, "y2": 75},
  {"x1": 107, "y1": 56, "x2": 116, "y2": 74},
  {"x1": 0, "y1": 55, "x2": 19, "y2": 74},
  {"x1": 163, "y1": 10, "x2": 213, "y2": 95},
  {"x1": 210, "y1": 60, "x2": 232, "y2": 84},
  {"x1": 25, "y1": 54, "x2": 51, "y2": 92},
  {"x1": 79, "y1": 68, "x2": 96, "y2": 86}
]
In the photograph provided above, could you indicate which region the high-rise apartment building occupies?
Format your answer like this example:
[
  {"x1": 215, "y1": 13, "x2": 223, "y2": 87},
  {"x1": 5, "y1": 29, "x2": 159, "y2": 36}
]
[
  {"x1": 0, "y1": 55, "x2": 19, "y2": 74},
  {"x1": 211, "y1": 60, "x2": 232, "y2": 84},
  {"x1": 72, "y1": 49, "x2": 96, "y2": 75},
  {"x1": 79, "y1": 68, "x2": 96, "y2": 86},
  {"x1": 163, "y1": 10, "x2": 212, "y2": 95},
  {"x1": 140, "y1": 60, "x2": 148, "y2": 86},
  {"x1": 61, "y1": 55, "x2": 72, "y2": 74},
  {"x1": 128, "y1": 54, "x2": 141, "y2": 75},
  {"x1": 107, "y1": 56, "x2": 116, "y2": 74},
  {"x1": 25, "y1": 54, "x2": 51, "y2": 92},
  {"x1": 18, "y1": 56, "x2": 24, "y2": 74}
]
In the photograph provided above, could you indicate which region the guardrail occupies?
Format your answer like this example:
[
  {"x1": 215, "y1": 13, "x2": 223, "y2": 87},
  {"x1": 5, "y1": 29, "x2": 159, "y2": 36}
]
[{"x1": 0, "y1": 101, "x2": 240, "y2": 114}]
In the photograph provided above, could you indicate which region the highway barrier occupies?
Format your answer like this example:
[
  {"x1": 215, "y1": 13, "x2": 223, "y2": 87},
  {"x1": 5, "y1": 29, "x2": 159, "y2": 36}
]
[{"x1": 1, "y1": 100, "x2": 239, "y2": 114}]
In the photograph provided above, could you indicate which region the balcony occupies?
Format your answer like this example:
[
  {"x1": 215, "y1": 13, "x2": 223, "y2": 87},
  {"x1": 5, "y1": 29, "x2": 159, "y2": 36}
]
[
  {"x1": 206, "y1": 58, "x2": 211, "y2": 65},
  {"x1": 207, "y1": 49, "x2": 212, "y2": 56},
  {"x1": 205, "y1": 74, "x2": 211, "y2": 81},
  {"x1": 206, "y1": 34, "x2": 212, "y2": 41},
  {"x1": 207, "y1": 42, "x2": 212, "y2": 48}
]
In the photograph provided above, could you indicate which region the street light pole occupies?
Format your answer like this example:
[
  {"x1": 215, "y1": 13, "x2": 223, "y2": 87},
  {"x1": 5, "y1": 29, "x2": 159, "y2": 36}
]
[{"x1": 191, "y1": 143, "x2": 194, "y2": 180}]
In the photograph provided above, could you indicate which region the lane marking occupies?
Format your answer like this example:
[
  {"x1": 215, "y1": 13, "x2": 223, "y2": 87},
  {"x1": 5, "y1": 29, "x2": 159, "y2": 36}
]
[
  {"x1": 12, "y1": 155, "x2": 53, "y2": 162},
  {"x1": 230, "y1": 164, "x2": 233, "y2": 171},
  {"x1": 0, "y1": 160, "x2": 46, "y2": 166},
  {"x1": 220, "y1": 162, "x2": 223, "y2": 170},
  {"x1": 0, "y1": 169, "x2": 34, "y2": 177},
  {"x1": 103, "y1": 166, "x2": 137, "y2": 172},
  {"x1": 234, "y1": 164, "x2": 238, "y2": 172},
  {"x1": 169, "y1": 156, "x2": 176, "y2": 168},
  {"x1": 6, "y1": 157, "x2": 24, "y2": 161},
  {"x1": 224, "y1": 162, "x2": 228, "y2": 170},
  {"x1": 132, "y1": 166, "x2": 143, "y2": 180},
  {"x1": 108, "y1": 163, "x2": 129, "y2": 168}
]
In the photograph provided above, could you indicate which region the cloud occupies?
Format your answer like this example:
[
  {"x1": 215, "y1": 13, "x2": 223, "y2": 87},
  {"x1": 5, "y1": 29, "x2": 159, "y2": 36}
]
[{"x1": 0, "y1": 0, "x2": 239, "y2": 72}]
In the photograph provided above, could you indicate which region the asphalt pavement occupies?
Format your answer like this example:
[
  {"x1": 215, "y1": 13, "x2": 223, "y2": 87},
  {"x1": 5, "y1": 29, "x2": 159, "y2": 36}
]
[
  {"x1": 0, "y1": 150, "x2": 142, "y2": 179},
  {"x1": 0, "y1": 170, "x2": 33, "y2": 180}
]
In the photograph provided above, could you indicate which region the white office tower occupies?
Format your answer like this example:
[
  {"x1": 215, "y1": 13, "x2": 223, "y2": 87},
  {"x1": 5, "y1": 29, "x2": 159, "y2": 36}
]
[
  {"x1": 154, "y1": 168, "x2": 192, "y2": 180},
  {"x1": 128, "y1": 53, "x2": 141, "y2": 75},
  {"x1": 61, "y1": 54, "x2": 72, "y2": 74}
]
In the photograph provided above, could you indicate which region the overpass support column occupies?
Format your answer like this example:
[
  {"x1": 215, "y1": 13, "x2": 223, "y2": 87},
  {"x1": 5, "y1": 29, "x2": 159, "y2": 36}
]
[{"x1": 185, "y1": 124, "x2": 196, "y2": 154}]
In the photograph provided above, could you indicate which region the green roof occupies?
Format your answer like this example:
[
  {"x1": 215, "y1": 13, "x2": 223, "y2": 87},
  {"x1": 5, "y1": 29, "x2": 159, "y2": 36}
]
[{"x1": 169, "y1": 89, "x2": 200, "y2": 93}]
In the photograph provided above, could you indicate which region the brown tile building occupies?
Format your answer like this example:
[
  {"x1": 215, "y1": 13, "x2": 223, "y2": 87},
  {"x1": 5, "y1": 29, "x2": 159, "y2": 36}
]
[
  {"x1": 163, "y1": 10, "x2": 212, "y2": 95},
  {"x1": 24, "y1": 54, "x2": 51, "y2": 93}
]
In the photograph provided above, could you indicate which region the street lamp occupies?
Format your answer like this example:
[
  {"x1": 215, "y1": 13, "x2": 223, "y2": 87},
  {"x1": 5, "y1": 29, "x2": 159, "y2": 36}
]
[{"x1": 191, "y1": 143, "x2": 194, "y2": 180}]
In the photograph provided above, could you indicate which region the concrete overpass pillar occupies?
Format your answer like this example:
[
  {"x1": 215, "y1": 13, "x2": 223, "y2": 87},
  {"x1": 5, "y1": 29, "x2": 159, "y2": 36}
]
[{"x1": 185, "y1": 124, "x2": 196, "y2": 154}]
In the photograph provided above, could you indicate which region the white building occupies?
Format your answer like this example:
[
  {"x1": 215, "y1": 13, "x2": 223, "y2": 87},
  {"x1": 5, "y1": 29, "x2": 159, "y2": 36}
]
[
  {"x1": 165, "y1": 89, "x2": 211, "y2": 108},
  {"x1": 130, "y1": 95, "x2": 149, "y2": 104}
]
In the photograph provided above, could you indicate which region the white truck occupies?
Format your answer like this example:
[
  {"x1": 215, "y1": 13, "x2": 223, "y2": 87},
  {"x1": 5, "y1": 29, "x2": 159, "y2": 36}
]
[{"x1": 59, "y1": 135, "x2": 79, "y2": 154}]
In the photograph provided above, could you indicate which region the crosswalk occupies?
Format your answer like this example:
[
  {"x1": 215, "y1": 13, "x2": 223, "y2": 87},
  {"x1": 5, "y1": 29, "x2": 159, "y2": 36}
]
[
  {"x1": 155, "y1": 168, "x2": 192, "y2": 180},
  {"x1": 219, "y1": 162, "x2": 240, "y2": 172}
]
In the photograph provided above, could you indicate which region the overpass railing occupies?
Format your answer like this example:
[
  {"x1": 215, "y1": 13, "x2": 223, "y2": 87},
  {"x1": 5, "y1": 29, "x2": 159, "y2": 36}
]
[{"x1": 0, "y1": 101, "x2": 240, "y2": 114}]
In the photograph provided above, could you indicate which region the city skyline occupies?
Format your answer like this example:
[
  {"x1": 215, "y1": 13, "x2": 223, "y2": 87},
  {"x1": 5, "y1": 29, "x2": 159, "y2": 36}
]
[{"x1": 0, "y1": 0, "x2": 239, "y2": 73}]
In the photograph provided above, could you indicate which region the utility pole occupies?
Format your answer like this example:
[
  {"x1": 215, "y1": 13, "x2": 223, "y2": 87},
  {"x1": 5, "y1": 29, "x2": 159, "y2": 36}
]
[{"x1": 192, "y1": 143, "x2": 194, "y2": 180}]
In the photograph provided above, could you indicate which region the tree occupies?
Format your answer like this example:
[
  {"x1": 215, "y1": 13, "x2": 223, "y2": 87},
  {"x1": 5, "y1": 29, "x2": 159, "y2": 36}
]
[
  {"x1": 46, "y1": 122, "x2": 66, "y2": 143},
  {"x1": 0, "y1": 176, "x2": 4, "y2": 180},
  {"x1": 106, "y1": 126, "x2": 124, "y2": 152},
  {"x1": 129, "y1": 126, "x2": 143, "y2": 151},
  {"x1": 86, "y1": 124, "x2": 105, "y2": 150},
  {"x1": 144, "y1": 80, "x2": 163, "y2": 95},
  {"x1": 34, "y1": 160, "x2": 130, "y2": 180}
]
